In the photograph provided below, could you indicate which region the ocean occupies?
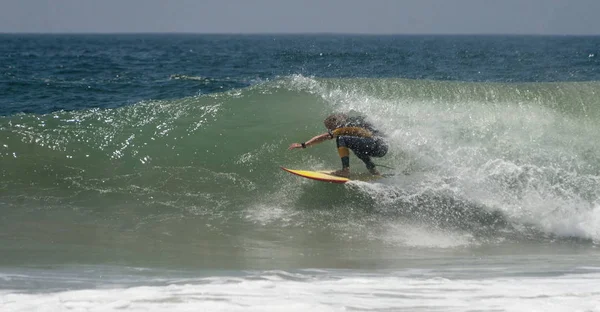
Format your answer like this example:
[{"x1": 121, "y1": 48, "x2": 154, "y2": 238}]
[{"x1": 1, "y1": 34, "x2": 600, "y2": 311}]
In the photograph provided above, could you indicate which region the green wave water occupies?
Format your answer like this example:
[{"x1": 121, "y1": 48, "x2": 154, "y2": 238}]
[{"x1": 1, "y1": 76, "x2": 599, "y2": 267}]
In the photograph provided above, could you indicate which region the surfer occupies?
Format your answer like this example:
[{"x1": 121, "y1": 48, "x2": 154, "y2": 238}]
[{"x1": 288, "y1": 113, "x2": 388, "y2": 177}]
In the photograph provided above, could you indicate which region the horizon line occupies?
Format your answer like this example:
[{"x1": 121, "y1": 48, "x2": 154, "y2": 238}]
[{"x1": 1, "y1": 31, "x2": 599, "y2": 36}]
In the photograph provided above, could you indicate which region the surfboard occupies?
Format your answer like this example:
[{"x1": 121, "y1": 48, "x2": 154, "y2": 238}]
[{"x1": 280, "y1": 167, "x2": 386, "y2": 184}]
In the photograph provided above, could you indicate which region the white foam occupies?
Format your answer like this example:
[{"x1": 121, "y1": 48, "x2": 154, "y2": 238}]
[
  {"x1": 308, "y1": 78, "x2": 600, "y2": 243},
  {"x1": 272, "y1": 77, "x2": 600, "y2": 243},
  {"x1": 539, "y1": 203, "x2": 600, "y2": 242},
  {"x1": 245, "y1": 203, "x2": 299, "y2": 227},
  {"x1": 377, "y1": 221, "x2": 475, "y2": 248},
  {"x1": 2, "y1": 271, "x2": 600, "y2": 312}
]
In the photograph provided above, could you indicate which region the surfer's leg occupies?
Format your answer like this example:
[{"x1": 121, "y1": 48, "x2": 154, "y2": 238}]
[
  {"x1": 362, "y1": 140, "x2": 387, "y2": 175},
  {"x1": 355, "y1": 153, "x2": 379, "y2": 175},
  {"x1": 333, "y1": 136, "x2": 351, "y2": 177},
  {"x1": 337, "y1": 136, "x2": 379, "y2": 174}
]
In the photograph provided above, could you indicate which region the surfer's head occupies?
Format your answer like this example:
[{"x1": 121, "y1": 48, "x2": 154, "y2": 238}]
[{"x1": 324, "y1": 113, "x2": 348, "y2": 130}]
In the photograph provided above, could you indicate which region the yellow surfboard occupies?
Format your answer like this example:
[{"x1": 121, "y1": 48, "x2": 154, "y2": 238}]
[
  {"x1": 281, "y1": 167, "x2": 385, "y2": 184},
  {"x1": 281, "y1": 167, "x2": 349, "y2": 183}
]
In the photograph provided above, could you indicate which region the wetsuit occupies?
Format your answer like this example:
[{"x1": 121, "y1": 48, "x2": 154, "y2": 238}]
[{"x1": 327, "y1": 116, "x2": 388, "y2": 170}]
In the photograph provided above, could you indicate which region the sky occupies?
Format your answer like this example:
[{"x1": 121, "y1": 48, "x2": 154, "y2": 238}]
[{"x1": 1, "y1": 0, "x2": 599, "y2": 35}]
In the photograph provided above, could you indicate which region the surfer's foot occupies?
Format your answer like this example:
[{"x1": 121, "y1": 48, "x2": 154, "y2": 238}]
[
  {"x1": 368, "y1": 167, "x2": 380, "y2": 175},
  {"x1": 331, "y1": 168, "x2": 350, "y2": 178}
]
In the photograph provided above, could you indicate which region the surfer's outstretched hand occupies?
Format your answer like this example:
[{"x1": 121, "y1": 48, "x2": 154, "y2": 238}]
[
  {"x1": 288, "y1": 133, "x2": 331, "y2": 150},
  {"x1": 288, "y1": 143, "x2": 303, "y2": 150}
]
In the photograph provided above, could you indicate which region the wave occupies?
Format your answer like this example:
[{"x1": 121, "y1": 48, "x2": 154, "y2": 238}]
[{"x1": 1, "y1": 75, "x2": 599, "y2": 244}]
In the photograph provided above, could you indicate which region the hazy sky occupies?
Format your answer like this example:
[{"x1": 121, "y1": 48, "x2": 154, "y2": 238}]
[{"x1": 1, "y1": 0, "x2": 599, "y2": 35}]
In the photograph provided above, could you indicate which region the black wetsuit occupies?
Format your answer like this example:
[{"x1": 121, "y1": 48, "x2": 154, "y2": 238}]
[{"x1": 327, "y1": 116, "x2": 388, "y2": 170}]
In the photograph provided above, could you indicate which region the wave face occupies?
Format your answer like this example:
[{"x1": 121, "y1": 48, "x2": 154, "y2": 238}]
[{"x1": 1, "y1": 76, "x2": 600, "y2": 267}]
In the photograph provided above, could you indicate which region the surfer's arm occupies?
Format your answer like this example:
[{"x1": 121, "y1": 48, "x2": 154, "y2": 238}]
[{"x1": 288, "y1": 132, "x2": 332, "y2": 150}]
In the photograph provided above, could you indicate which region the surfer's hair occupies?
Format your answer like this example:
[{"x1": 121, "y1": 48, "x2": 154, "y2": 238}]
[{"x1": 324, "y1": 113, "x2": 348, "y2": 130}]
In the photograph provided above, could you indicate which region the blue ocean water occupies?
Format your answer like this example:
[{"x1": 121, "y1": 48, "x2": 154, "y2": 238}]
[
  {"x1": 1, "y1": 34, "x2": 600, "y2": 311},
  {"x1": 2, "y1": 34, "x2": 599, "y2": 115}
]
